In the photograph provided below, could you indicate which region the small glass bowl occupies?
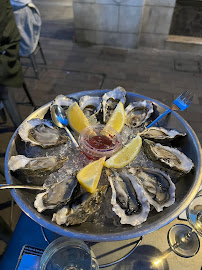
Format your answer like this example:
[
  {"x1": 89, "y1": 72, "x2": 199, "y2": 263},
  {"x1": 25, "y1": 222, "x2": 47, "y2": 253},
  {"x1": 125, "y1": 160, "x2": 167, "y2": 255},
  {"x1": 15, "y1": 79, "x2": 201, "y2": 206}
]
[{"x1": 78, "y1": 125, "x2": 122, "y2": 160}]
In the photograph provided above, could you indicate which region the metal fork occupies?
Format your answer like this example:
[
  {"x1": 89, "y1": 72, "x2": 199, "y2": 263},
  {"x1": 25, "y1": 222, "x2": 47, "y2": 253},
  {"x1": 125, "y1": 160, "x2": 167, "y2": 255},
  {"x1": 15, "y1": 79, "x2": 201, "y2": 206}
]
[
  {"x1": 147, "y1": 90, "x2": 194, "y2": 128},
  {"x1": 0, "y1": 184, "x2": 45, "y2": 190}
]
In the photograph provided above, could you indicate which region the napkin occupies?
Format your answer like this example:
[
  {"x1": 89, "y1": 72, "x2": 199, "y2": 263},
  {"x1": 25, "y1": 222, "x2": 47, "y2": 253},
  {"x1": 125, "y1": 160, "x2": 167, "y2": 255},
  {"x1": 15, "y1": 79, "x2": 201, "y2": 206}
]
[
  {"x1": 15, "y1": 245, "x2": 44, "y2": 270},
  {"x1": 16, "y1": 254, "x2": 41, "y2": 270}
]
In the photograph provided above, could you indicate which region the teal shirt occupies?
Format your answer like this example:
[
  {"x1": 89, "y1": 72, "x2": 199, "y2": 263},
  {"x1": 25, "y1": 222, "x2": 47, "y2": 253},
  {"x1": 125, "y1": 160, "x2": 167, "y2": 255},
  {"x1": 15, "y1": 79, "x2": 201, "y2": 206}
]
[{"x1": 0, "y1": 0, "x2": 23, "y2": 87}]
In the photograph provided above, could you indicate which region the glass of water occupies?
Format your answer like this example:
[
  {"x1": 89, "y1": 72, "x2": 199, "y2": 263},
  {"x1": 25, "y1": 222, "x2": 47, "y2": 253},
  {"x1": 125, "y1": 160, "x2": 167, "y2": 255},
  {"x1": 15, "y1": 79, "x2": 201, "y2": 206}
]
[
  {"x1": 168, "y1": 189, "x2": 202, "y2": 258},
  {"x1": 40, "y1": 237, "x2": 99, "y2": 270}
]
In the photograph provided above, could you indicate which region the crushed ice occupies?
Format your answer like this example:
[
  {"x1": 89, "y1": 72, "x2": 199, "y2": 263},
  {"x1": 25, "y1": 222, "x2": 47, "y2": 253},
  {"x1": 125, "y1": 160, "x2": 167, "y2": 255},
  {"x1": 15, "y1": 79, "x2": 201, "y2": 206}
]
[{"x1": 22, "y1": 110, "x2": 180, "y2": 227}]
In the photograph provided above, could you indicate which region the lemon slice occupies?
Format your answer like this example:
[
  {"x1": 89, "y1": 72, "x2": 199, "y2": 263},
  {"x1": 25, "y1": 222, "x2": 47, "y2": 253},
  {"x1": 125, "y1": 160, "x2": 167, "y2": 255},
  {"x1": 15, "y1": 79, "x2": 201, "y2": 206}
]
[
  {"x1": 105, "y1": 102, "x2": 125, "y2": 133},
  {"x1": 66, "y1": 102, "x2": 90, "y2": 133},
  {"x1": 77, "y1": 156, "x2": 106, "y2": 193},
  {"x1": 104, "y1": 135, "x2": 142, "y2": 168}
]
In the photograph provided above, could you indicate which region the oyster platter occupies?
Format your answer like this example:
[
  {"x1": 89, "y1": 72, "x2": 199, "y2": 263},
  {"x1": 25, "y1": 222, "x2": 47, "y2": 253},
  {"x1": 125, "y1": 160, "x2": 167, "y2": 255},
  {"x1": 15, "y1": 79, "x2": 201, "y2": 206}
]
[{"x1": 5, "y1": 87, "x2": 201, "y2": 241}]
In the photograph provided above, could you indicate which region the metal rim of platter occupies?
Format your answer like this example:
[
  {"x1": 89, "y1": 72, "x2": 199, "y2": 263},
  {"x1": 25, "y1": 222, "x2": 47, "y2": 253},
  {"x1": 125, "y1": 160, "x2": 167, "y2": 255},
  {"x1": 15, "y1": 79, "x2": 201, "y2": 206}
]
[{"x1": 4, "y1": 89, "x2": 202, "y2": 241}]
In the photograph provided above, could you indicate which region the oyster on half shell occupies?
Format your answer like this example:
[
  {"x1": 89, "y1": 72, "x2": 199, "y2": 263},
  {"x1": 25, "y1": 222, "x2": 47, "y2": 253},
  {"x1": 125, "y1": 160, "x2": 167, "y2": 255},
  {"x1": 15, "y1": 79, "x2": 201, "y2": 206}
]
[
  {"x1": 125, "y1": 100, "x2": 153, "y2": 128},
  {"x1": 129, "y1": 167, "x2": 175, "y2": 212},
  {"x1": 34, "y1": 175, "x2": 78, "y2": 212},
  {"x1": 50, "y1": 94, "x2": 76, "y2": 110},
  {"x1": 143, "y1": 139, "x2": 194, "y2": 173},
  {"x1": 8, "y1": 155, "x2": 68, "y2": 177},
  {"x1": 18, "y1": 118, "x2": 68, "y2": 148},
  {"x1": 79, "y1": 95, "x2": 102, "y2": 117},
  {"x1": 106, "y1": 170, "x2": 150, "y2": 226},
  {"x1": 102, "y1": 86, "x2": 126, "y2": 123},
  {"x1": 52, "y1": 185, "x2": 108, "y2": 226},
  {"x1": 139, "y1": 127, "x2": 186, "y2": 142}
]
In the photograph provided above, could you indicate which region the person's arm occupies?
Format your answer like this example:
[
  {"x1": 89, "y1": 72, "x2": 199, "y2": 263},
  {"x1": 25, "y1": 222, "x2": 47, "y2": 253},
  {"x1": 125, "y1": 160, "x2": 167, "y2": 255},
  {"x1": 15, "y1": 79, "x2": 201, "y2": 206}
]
[
  {"x1": 0, "y1": 0, "x2": 23, "y2": 88},
  {"x1": 0, "y1": 0, "x2": 8, "y2": 41}
]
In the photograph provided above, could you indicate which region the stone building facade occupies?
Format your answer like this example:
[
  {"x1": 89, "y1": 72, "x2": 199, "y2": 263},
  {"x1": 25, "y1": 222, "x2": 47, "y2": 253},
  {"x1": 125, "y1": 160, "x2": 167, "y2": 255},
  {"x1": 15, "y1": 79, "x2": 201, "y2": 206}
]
[{"x1": 73, "y1": 0, "x2": 176, "y2": 49}]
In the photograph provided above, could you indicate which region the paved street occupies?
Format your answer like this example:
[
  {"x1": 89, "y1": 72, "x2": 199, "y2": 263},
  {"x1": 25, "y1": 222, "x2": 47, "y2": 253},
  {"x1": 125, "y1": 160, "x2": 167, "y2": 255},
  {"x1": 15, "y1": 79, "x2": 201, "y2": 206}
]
[{"x1": 0, "y1": 0, "x2": 202, "y2": 264}]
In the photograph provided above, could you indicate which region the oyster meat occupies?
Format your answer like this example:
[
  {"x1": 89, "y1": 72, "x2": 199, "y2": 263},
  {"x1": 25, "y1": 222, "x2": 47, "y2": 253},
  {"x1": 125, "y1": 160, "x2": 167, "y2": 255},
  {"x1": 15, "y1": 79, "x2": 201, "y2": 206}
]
[
  {"x1": 102, "y1": 86, "x2": 126, "y2": 123},
  {"x1": 107, "y1": 170, "x2": 150, "y2": 226},
  {"x1": 79, "y1": 95, "x2": 102, "y2": 117},
  {"x1": 125, "y1": 100, "x2": 153, "y2": 128},
  {"x1": 18, "y1": 118, "x2": 68, "y2": 148},
  {"x1": 143, "y1": 139, "x2": 194, "y2": 173},
  {"x1": 8, "y1": 155, "x2": 68, "y2": 177},
  {"x1": 129, "y1": 167, "x2": 175, "y2": 212},
  {"x1": 52, "y1": 185, "x2": 108, "y2": 226},
  {"x1": 139, "y1": 127, "x2": 186, "y2": 141},
  {"x1": 34, "y1": 175, "x2": 78, "y2": 212}
]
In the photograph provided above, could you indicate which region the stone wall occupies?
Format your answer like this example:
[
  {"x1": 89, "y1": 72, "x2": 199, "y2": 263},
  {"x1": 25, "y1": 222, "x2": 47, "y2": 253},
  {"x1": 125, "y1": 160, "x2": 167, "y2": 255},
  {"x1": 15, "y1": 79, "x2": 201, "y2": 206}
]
[
  {"x1": 73, "y1": 0, "x2": 176, "y2": 49},
  {"x1": 140, "y1": 0, "x2": 176, "y2": 48}
]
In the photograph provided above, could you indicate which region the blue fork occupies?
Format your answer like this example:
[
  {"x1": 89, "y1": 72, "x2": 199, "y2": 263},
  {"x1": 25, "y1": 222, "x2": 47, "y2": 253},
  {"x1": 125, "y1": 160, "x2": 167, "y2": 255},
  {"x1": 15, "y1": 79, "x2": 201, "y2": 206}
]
[{"x1": 147, "y1": 90, "x2": 194, "y2": 128}]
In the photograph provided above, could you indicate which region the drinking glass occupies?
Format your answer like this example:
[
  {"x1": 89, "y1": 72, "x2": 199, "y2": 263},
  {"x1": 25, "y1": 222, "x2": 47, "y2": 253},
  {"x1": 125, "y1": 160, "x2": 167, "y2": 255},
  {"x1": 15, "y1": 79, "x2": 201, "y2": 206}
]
[
  {"x1": 39, "y1": 237, "x2": 99, "y2": 270},
  {"x1": 168, "y1": 190, "x2": 202, "y2": 258}
]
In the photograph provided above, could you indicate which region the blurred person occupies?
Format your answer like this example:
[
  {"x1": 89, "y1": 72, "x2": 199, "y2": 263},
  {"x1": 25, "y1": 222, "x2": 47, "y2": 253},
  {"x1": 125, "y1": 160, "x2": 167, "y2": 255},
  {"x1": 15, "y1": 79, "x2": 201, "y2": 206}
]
[
  {"x1": 0, "y1": 0, "x2": 24, "y2": 126},
  {"x1": 10, "y1": 0, "x2": 42, "y2": 56},
  {"x1": 0, "y1": 0, "x2": 23, "y2": 88}
]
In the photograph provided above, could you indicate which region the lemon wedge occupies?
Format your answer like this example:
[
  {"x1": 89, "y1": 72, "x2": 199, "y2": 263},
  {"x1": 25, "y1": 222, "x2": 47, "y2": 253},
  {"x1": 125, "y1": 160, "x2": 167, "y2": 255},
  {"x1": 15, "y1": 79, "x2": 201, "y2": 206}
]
[
  {"x1": 105, "y1": 101, "x2": 125, "y2": 133},
  {"x1": 66, "y1": 102, "x2": 90, "y2": 133},
  {"x1": 77, "y1": 156, "x2": 106, "y2": 193},
  {"x1": 104, "y1": 135, "x2": 142, "y2": 168}
]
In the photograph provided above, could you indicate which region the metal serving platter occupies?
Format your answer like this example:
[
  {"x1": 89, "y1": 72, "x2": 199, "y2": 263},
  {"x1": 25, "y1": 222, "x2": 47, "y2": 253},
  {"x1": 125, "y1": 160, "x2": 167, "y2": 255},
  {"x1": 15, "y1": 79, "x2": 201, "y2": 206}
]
[{"x1": 4, "y1": 90, "x2": 202, "y2": 241}]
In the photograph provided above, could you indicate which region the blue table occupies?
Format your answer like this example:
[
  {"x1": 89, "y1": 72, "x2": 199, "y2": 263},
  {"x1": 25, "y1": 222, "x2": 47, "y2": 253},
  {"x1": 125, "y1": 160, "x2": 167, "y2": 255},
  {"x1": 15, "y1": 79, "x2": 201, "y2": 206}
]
[
  {"x1": 0, "y1": 213, "x2": 53, "y2": 270},
  {"x1": 1, "y1": 212, "x2": 202, "y2": 270},
  {"x1": 0, "y1": 213, "x2": 142, "y2": 270}
]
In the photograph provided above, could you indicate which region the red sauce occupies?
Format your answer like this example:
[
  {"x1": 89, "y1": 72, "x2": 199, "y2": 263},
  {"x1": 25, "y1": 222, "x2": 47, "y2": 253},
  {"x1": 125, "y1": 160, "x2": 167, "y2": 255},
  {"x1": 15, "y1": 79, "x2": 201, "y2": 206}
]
[{"x1": 86, "y1": 135, "x2": 114, "y2": 150}]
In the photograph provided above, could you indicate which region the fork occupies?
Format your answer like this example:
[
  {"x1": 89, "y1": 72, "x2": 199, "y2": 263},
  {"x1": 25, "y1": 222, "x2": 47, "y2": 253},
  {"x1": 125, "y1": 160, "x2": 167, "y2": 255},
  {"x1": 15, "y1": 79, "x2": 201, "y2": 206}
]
[
  {"x1": 147, "y1": 90, "x2": 194, "y2": 128},
  {"x1": 0, "y1": 184, "x2": 46, "y2": 190}
]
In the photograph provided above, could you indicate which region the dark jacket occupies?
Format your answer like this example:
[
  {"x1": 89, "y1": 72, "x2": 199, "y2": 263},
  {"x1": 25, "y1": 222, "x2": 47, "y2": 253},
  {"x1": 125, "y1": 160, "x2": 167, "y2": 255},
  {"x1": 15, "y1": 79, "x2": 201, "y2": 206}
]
[{"x1": 0, "y1": 0, "x2": 23, "y2": 87}]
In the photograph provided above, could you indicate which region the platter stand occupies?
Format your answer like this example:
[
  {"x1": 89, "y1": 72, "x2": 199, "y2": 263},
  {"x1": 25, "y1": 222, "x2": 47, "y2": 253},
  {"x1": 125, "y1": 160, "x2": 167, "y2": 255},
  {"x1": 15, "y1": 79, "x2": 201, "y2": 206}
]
[{"x1": 41, "y1": 226, "x2": 143, "y2": 268}]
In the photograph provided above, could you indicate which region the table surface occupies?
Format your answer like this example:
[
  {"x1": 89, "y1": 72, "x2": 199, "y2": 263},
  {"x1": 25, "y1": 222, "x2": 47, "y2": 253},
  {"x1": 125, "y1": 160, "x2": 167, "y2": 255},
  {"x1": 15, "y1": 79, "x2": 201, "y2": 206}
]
[{"x1": 0, "y1": 212, "x2": 201, "y2": 270}]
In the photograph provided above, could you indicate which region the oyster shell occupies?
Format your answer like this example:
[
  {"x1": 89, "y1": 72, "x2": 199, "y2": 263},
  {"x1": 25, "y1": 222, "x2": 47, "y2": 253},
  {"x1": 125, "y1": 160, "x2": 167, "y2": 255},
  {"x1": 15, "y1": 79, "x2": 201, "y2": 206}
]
[
  {"x1": 129, "y1": 167, "x2": 175, "y2": 212},
  {"x1": 50, "y1": 94, "x2": 76, "y2": 110},
  {"x1": 107, "y1": 170, "x2": 150, "y2": 226},
  {"x1": 139, "y1": 127, "x2": 186, "y2": 141},
  {"x1": 79, "y1": 95, "x2": 102, "y2": 117},
  {"x1": 125, "y1": 100, "x2": 153, "y2": 128},
  {"x1": 8, "y1": 155, "x2": 68, "y2": 177},
  {"x1": 52, "y1": 185, "x2": 108, "y2": 226},
  {"x1": 143, "y1": 139, "x2": 194, "y2": 173},
  {"x1": 18, "y1": 118, "x2": 68, "y2": 148},
  {"x1": 102, "y1": 87, "x2": 126, "y2": 123},
  {"x1": 34, "y1": 175, "x2": 78, "y2": 212}
]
